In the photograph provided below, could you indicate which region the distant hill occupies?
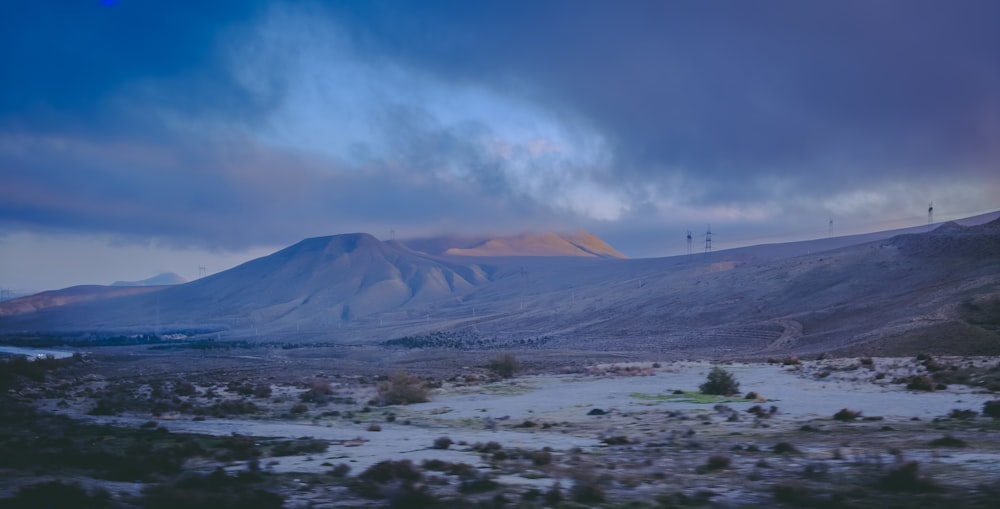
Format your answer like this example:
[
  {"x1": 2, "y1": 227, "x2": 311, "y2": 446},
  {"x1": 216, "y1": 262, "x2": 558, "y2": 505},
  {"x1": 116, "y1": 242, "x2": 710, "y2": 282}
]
[
  {"x1": 111, "y1": 272, "x2": 187, "y2": 287},
  {"x1": 2, "y1": 216, "x2": 998, "y2": 358},
  {"x1": 403, "y1": 230, "x2": 626, "y2": 258}
]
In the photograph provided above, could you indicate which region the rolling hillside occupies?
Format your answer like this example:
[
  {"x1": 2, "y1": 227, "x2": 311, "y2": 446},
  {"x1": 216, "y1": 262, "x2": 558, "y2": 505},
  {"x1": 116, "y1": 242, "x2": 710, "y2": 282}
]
[{"x1": 1, "y1": 218, "x2": 998, "y2": 358}]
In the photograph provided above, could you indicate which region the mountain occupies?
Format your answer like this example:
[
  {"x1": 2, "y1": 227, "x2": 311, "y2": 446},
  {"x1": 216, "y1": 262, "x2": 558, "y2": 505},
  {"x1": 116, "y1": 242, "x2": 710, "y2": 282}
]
[
  {"x1": 0, "y1": 285, "x2": 164, "y2": 318},
  {"x1": 1, "y1": 219, "x2": 998, "y2": 357},
  {"x1": 403, "y1": 230, "x2": 626, "y2": 258},
  {"x1": 111, "y1": 272, "x2": 187, "y2": 287},
  {"x1": 0, "y1": 233, "x2": 492, "y2": 333}
]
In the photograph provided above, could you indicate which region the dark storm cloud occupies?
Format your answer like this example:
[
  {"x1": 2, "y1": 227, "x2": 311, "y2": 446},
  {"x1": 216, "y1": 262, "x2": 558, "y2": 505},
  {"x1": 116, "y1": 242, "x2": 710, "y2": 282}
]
[
  {"x1": 325, "y1": 0, "x2": 1000, "y2": 199},
  {"x1": 0, "y1": 1, "x2": 273, "y2": 134},
  {"x1": 1, "y1": 0, "x2": 997, "y2": 261}
]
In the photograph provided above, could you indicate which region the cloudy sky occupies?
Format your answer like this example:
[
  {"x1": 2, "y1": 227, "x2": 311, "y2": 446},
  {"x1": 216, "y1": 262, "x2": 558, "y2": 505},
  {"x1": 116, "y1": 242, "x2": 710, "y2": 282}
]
[{"x1": 2, "y1": 0, "x2": 998, "y2": 292}]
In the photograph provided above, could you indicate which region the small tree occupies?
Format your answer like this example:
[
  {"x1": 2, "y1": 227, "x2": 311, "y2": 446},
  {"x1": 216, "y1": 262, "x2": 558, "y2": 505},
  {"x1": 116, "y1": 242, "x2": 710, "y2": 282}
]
[{"x1": 700, "y1": 367, "x2": 740, "y2": 396}]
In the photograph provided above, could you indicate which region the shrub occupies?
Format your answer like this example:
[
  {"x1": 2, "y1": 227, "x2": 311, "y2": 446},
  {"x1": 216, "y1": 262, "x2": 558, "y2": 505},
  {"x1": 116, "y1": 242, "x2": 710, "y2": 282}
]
[
  {"x1": 270, "y1": 438, "x2": 328, "y2": 457},
  {"x1": 531, "y1": 450, "x2": 553, "y2": 466},
  {"x1": 357, "y1": 459, "x2": 422, "y2": 484},
  {"x1": 833, "y1": 408, "x2": 862, "y2": 421},
  {"x1": 2, "y1": 481, "x2": 113, "y2": 509},
  {"x1": 876, "y1": 461, "x2": 939, "y2": 492},
  {"x1": 773, "y1": 481, "x2": 812, "y2": 505},
  {"x1": 173, "y1": 381, "x2": 198, "y2": 397},
  {"x1": 366, "y1": 423, "x2": 381, "y2": 432},
  {"x1": 252, "y1": 384, "x2": 272, "y2": 399},
  {"x1": 377, "y1": 370, "x2": 430, "y2": 405},
  {"x1": 773, "y1": 442, "x2": 799, "y2": 454},
  {"x1": 929, "y1": 435, "x2": 967, "y2": 448},
  {"x1": 330, "y1": 463, "x2": 351, "y2": 477},
  {"x1": 487, "y1": 353, "x2": 520, "y2": 378},
  {"x1": 299, "y1": 380, "x2": 334, "y2": 403},
  {"x1": 290, "y1": 403, "x2": 308, "y2": 414},
  {"x1": 432, "y1": 436, "x2": 453, "y2": 450},
  {"x1": 948, "y1": 409, "x2": 977, "y2": 420},
  {"x1": 699, "y1": 367, "x2": 740, "y2": 396},
  {"x1": 140, "y1": 469, "x2": 284, "y2": 509},
  {"x1": 570, "y1": 475, "x2": 605, "y2": 503},
  {"x1": 703, "y1": 455, "x2": 731, "y2": 471},
  {"x1": 983, "y1": 400, "x2": 1000, "y2": 419},
  {"x1": 906, "y1": 376, "x2": 935, "y2": 391}
]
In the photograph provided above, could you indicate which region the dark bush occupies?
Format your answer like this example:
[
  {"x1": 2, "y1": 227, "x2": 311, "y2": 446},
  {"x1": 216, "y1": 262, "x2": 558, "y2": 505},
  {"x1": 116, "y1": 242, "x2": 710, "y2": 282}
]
[
  {"x1": 432, "y1": 436, "x2": 453, "y2": 450},
  {"x1": 570, "y1": 475, "x2": 605, "y2": 503},
  {"x1": 487, "y1": 353, "x2": 520, "y2": 378},
  {"x1": 948, "y1": 409, "x2": 977, "y2": 420},
  {"x1": 699, "y1": 367, "x2": 740, "y2": 396},
  {"x1": 601, "y1": 435, "x2": 630, "y2": 446},
  {"x1": 906, "y1": 376, "x2": 936, "y2": 391},
  {"x1": 299, "y1": 380, "x2": 334, "y2": 403},
  {"x1": 773, "y1": 442, "x2": 799, "y2": 454},
  {"x1": 833, "y1": 408, "x2": 862, "y2": 421},
  {"x1": 290, "y1": 403, "x2": 308, "y2": 414},
  {"x1": 377, "y1": 370, "x2": 430, "y2": 405},
  {"x1": 270, "y1": 438, "x2": 328, "y2": 457},
  {"x1": 173, "y1": 381, "x2": 197, "y2": 397},
  {"x1": 876, "y1": 461, "x2": 939, "y2": 492},
  {"x1": 929, "y1": 435, "x2": 967, "y2": 448},
  {"x1": 702, "y1": 455, "x2": 731, "y2": 471},
  {"x1": 140, "y1": 470, "x2": 284, "y2": 509},
  {"x1": 983, "y1": 400, "x2": 1000, "y2": 419},
  {"x1": 1, "y1": 480, "x2": 113, "y2": 509},
  {"x1": 252, "y1": 384, "x2": 272, "y2": 399},
  {"x1": 531, "y1": 450, "x2": 553, "y2": 466}
]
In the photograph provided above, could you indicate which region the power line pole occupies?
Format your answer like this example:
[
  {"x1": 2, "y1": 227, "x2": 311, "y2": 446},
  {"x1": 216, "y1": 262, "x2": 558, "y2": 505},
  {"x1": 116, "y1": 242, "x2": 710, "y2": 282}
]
[
  {"x1": 928, "y1": 202, "x2": 934, "y2": 225},
  {"x1": 704, "y1": 225, "x2": 712, "y2": 255},
  {"x1": 686, "y1": 230, "x2": 692, "y2": 255}
]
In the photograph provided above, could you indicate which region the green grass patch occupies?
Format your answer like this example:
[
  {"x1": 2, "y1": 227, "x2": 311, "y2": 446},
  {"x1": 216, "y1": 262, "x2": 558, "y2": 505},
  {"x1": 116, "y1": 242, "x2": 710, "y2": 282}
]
[{"x1": 630, "y1": 391, "x2": 745, "y2": 404}]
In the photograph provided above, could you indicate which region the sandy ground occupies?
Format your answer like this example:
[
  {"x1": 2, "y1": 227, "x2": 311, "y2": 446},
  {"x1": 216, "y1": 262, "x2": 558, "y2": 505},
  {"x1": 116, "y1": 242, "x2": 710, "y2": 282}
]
[{"x1": 55, "y1": 359, "x2": 1000, "y2": 478}]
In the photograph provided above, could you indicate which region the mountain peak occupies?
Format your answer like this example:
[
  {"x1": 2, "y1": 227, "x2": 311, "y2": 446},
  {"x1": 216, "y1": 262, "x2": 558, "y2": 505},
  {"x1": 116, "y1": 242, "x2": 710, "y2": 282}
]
[{"x1": 404, "y1": 230, "x2": 626, "y2": 258}]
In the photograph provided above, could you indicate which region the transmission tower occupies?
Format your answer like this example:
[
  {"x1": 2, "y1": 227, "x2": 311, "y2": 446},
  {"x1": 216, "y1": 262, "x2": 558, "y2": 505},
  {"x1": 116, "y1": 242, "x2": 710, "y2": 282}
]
[
  {"x1": 828, "y1": 218, "x2": 833, "y2": 236},
  {"x1": 704, "y1": 225, "x2": 712, "y2": 254},
  {"x1": 928, "y1": 202, "x2": 934, "y2": 225},
  {"x1": 198, "y1": 265, "x2": 207, "y2": 278},
  {"x1": 686, "y1": 230, "x2": 692, "y2": 255}
]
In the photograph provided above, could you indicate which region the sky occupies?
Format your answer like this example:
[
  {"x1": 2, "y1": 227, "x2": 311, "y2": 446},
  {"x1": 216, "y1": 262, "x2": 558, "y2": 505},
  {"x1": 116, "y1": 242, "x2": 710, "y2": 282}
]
[{"x1": 2, "y1": 0, "x2": 999, "y2": 292}]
